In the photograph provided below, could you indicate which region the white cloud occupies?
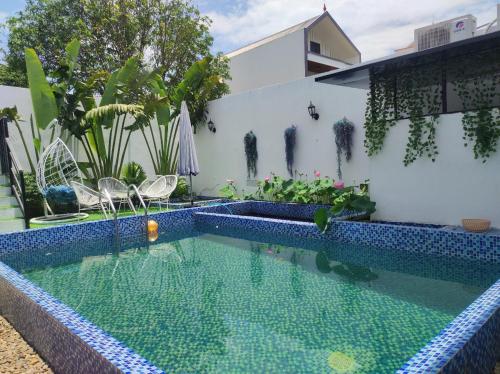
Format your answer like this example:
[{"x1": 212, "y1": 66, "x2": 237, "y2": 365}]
[{"x1": 208, "y1": 0, "x2": 499, "y2": 61}]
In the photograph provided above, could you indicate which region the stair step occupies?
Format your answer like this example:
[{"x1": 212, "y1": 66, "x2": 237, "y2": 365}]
[
  {"x1": 0, "y1": 186, "x2": 11, "y2": 196},
  {"x1": 0, "y1": 218, "x2": 25, "y2": 233},
  {"x1": 0, "y1": 196, "x2": 18, "y2": 206},
  {"x1": 0, "y1": 206, "x2": 23, "y2": 218}
]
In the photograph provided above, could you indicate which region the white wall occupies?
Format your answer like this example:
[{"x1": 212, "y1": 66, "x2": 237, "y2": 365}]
[
  {"x1": 196, "y1": 76, "x2": 500, "y2": 228},
  {"x1": 194, "y1": 76, "x2": 369, "y2": 196},
  {"x1": 227, "y1": 30, "x2": 306, "y2": 95},
  {"x1": 3, "y1": 80, "x2": 500, "y2": 228},
  {"x1": 369, "y1": 112, "x2": 500, "y2": 227}
]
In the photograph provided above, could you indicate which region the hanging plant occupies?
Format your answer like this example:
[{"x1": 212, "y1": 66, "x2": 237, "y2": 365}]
[
  {"x1": 284, "y1": 125, "x2": 297, "y2": 177},
  {"x1": 449, "y1": 46, "x2": 500, "y2": 162},
  {"x1": 333, "y1": 118, "x2": 354, "y2": 180},
  {"x1": 364, "y1": 59, "x2": 442, "y2": 166},
  {"x1": 398, "y1": 62, "x2": 442, "y2": 166},
  {"x1": 244, "y1": 131, "x2": 258, "y2": 178},
  {"x1": 363, "y1": 66, "x2": 397, "y2": 157}
]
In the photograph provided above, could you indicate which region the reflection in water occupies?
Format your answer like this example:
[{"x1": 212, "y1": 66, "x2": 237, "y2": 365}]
[
  {"x1": 315, "y1": 251, "x2": 378, "y2": 283},
  {"x1": 290, "y1": 251, "x2": 305, "y2": 298},
  {"x1": 315, "y1": 251, "x2": 332, "y2": 273},
  {"x1": 250, "y1": 243, "x2": 263, "y2": 287},
  {"x1": 332, "y1": 264, "x2": 379, "y2": 283}
]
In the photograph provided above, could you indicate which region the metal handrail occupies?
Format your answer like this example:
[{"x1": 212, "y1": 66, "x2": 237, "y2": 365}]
[
  {"x1": 0, "y1": 119, "x2": 28, "y2": 228},
  {"x1": 128, "y1": 184, "x2": 148, "y2": 235},
  {"x1": 100, "y1": 188, "x2": 119, "y2": 244}
]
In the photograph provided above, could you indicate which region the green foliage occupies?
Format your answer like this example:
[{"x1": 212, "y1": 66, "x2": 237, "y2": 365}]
[
  {"x1": 25, "y1": 47, "x2": 58, "y2": 130},
  {"x1": 399, "y1": 63, "x2": 441, "y2": 166},
  {"x1": 314, "y1": 186, "x2": 376, "y2": 233},
  {"x1": 364, "y1": 62, "x2": 441, "y2": 166},
  {"x1": 171, "y1": 177, "x2": 189, "y2": 198},
  {"x1": 219, "y1": 181, "x2": 239, "y2": 200},
  {"x1": 219, "y1": 174, "x2": 376, "y2": 233},
  {"x1": 120, "y1": 162, "x2": 146, "y2": 186},
  {"x1": 23, "y1": 172, "x2": 44, "y2": 219},
  {"x1": 364, "y1": 67, "x2": 397, "y2": 157},
  {"x1": 450, "y1": 46, "x2": 500, "y2": 162},
  {"x1": 1, "y1": 0, "x2": 227, "y2": 91}
]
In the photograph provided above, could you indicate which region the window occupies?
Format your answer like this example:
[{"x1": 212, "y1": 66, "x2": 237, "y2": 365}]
[{"x1": 310, "y1": 41, "x2": 321, "y2": 54}]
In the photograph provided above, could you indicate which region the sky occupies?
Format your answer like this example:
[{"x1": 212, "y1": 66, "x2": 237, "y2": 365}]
[{"x1": 1, "y1": 0, "x2": 498, "y2": 62}]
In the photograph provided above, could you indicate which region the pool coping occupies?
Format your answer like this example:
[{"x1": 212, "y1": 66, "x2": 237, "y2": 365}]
[{"x1": 0, "y1": 201, "x2": 498, "y2": 373}]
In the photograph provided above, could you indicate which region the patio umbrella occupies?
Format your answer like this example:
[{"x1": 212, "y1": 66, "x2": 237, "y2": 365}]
[{"x1": 177, "y1": 101, "x2": 200, "y2": 205}]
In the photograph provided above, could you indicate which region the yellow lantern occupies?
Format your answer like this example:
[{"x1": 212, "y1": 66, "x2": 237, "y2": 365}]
[
  {"x1": 147, "y1": 220, "x2": 159, "y2": 234},
  {"x1": 148, "y1": 231, "x2": 159, "y2": 242}
]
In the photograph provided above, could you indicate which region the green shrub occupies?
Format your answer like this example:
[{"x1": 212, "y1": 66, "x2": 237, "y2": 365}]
[
  {"x1": 121, "y1": 162, "x2": 147, "y2": 186},
  {"x1": 23, "y1": 172, "x2": 44, "y2": 219},
  {"x1": 171, "y1": 177, "x2": 189, "y2": 198}
]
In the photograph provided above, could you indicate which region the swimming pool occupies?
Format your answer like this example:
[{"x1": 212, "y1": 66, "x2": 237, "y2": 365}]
[{"x1": 0, "y1": 201, "x2": 499, "y2": 373}]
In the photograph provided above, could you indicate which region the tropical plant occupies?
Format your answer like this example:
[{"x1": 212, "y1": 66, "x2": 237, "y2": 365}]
[
  {"x1": 23, "y1": 172, "x2": 44, "y2": 219},
  {"x1": 20, "y1": 40, "x2": 146, "y2": 184},
  {"x1": 171, "y1": 176, "x2": 189, "y2": 198},
  {"x1": 284, "y1": 125, "x2": 297, "y2": 177},
  {"x1": 314, "y1": 185, "x2": 376, "y2": 233},
  {"x1": 121, "y1": 162, "x2": 146, "y2": 186},
  {"x1": 219, "y1": 173, "x2": 376, "y2": 223},
  {"x1": 219, "y1": 180, "x2": 239, "y2": 200},
  {"x1": 333, "y1": 118, "x2": 354, "y2": 180},
  {"x1": 244, "y1": 131, "x2": 258, "y2": 179},
  {"x1": 135, "y1": 56, "x2": 226, "y2": 175}
]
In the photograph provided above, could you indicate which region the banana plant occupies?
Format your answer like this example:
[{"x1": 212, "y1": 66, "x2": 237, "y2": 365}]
[
  {"x1": 22, "y1": 41, "x2": 145, "y2": 184},
  {"x1": 135, "y1": 57, "x2": 216, "y2": 175}
]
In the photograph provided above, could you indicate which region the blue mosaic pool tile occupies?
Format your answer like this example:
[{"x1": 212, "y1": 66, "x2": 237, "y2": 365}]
[
  {"x1": 396, "y1": 279, "x2": 500, "y2": 373},
  {"x1": 0, "y1": 200, "x2": 498, "y2": 373},
  {"x1": 0, "y1": 260, "x2": 163, "y2": 373}
]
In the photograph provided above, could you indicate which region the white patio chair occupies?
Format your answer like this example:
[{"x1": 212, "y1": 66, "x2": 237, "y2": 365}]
[
  {"x1": 137, "y1": 175, "x2": 177, "y2": 210},
  {"x1": 98, "y1": 177, "x2": 134, "y2": 212},
  {"x1": 71, "y1": 181, "x2": 110, "y2": 219},
  {"x1": 36, "y1": 138, "x2": 82, "y2": 215}
]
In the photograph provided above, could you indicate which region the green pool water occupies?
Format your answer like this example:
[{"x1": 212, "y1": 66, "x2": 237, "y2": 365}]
[{"x1": 17, "y1": 233, "x2": 495, "y2": 373}]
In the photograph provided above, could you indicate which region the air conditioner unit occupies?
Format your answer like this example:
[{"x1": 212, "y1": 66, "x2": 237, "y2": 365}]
[{"x1": 415, "y1": 15, "x2": 476, "y2": 51}]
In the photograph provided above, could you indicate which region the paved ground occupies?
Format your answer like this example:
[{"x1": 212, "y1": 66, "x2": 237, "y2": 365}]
[{"x1": 0, "y1": 316, "x2": 52, "y2": 374}]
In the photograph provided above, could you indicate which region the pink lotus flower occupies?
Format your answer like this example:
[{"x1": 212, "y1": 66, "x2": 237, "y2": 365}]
[
  {"x1": 264, "y1": 176, "x2": 270, "y2": 182},
  {"x1": 314, "y1": 170, "x2": 321, "y2": 178},
  {"x1": 266, "y1": 248, "x2": 273, "y2": 254},
  {"x1": 334, "y1": 180, "x2": 345, "y2": 189}
]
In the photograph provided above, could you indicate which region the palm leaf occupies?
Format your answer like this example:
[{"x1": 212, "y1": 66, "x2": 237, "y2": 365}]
[{"x1": 25, "y1": 48, "x2": 58, "y2": 130}]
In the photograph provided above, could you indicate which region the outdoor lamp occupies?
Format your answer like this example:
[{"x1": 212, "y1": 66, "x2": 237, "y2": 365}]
[
  {"x1": 208, "y1": 119, "x2": 216, "y2": 133},
  {"x1": 308, "y1": 101, "x2": 319, "y2": 120}
]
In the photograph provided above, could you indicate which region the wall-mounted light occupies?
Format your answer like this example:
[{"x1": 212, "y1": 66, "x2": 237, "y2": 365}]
[
  {"x1": 207, "y1": 119, "x2": 216, "y2": 133},
  {"x1": 308, "y1": 101, "x2": 319, "y2": 120}
]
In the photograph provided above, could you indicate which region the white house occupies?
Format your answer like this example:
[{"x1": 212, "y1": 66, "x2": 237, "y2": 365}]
[{"x1": 226, "y1": 11, "x2": 361, "y2": 95}]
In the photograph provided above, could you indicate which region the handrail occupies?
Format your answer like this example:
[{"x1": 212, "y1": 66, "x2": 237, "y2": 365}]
[
  {"x1": 0, "y1": 118, "x2": 29, "y2": 229},
  {"x1": 128, "y1": 184, "x2": 148, "y2": 235},
  {"x1": 100, "y1": 188, "x2": 119, "y2": 244}
]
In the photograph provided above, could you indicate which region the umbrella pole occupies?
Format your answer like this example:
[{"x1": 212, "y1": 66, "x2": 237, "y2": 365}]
[{"x1": 189, "y1": 174, "x2": 194, "y2": 206}]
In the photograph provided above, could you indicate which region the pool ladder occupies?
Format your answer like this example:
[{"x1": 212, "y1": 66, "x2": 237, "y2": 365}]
[
  {"x1": 100, "y1": 189, "x2": 120, "y2": 247},
  {"x1": 128, "y1": 185, "x2": 149, "y2": 236}
]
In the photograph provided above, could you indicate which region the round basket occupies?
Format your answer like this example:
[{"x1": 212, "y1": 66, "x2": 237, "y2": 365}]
[{"x1": 462, "y1": 219, "x2": 491, "y2": 233}]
